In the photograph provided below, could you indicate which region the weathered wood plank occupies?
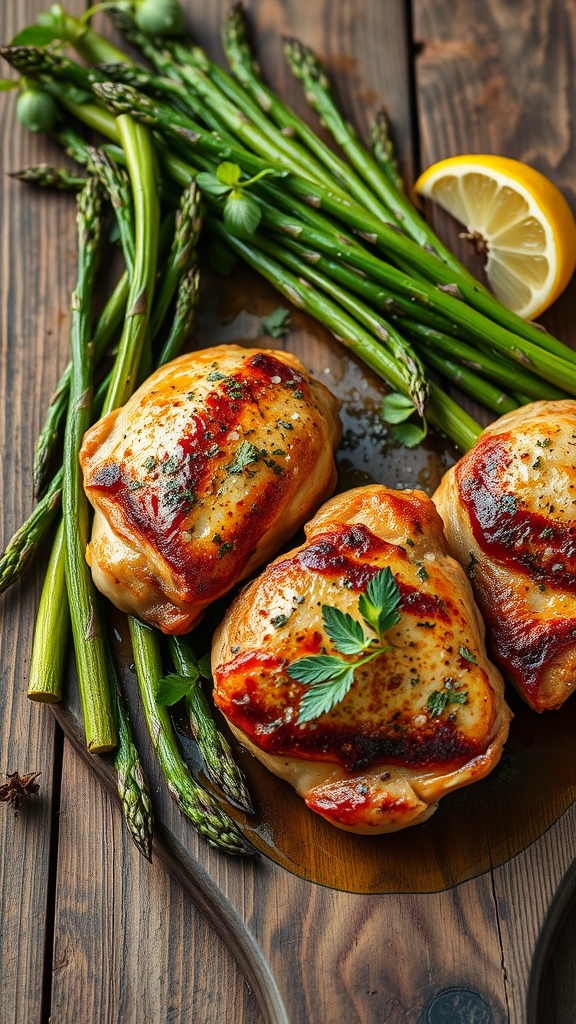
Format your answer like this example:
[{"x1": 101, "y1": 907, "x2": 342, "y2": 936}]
[
  {"x1": 413, "y1": 2, "x2": 576, "y2": 1021},
  {"x1": 0, "y1": 1, "x2": 87, "y2": 1021},
  {"x1": 50, "y1": 739, "x2": 263, "y2": 1023}
]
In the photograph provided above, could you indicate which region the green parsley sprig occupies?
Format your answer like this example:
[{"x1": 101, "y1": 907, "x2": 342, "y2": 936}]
[
  {"x1": 196, "y1": 161, "x2": 278, "y2": 238},
  {"x1": 262, "y1": 306, "x2": 291, "y2": 338},
  {"x1": 381, "y1": 392, "x2": 428, "y2": 448},
  {"x1": 287, "y1": 567, "x2": 401, "y2": 724}
]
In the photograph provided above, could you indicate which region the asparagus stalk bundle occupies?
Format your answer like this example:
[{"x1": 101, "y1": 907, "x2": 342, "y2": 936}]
[{"x1": 2, "y1": 0, "x2": 576, "y2": 858}]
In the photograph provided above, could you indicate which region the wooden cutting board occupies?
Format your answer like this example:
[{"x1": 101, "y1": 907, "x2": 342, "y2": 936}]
[{"x1": 3, "y1": 1, "x2": 576, "y2": 1021}]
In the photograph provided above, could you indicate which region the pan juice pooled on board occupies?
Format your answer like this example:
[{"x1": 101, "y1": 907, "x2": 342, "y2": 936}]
[
  {"x1": 434, "y1": 400, "x2": 576, "y2": 712},
  {"x1": 212, "y1": 485, "x2": 512, "y2": 833},
  {"x1": 80, "y1": 344, "x2": 341, "y2": 633}
]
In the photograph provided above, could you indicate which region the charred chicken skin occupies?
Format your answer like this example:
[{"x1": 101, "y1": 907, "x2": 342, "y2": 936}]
[
  {"x1": 212, "y1": 486, "x2": 511, "y2": 833},
  {"x1": 80, "y1": 345, "x2": 341, "y2": 634},
  {"x1": 434, "y1": 400, "x2": 576, "y2": 712}
]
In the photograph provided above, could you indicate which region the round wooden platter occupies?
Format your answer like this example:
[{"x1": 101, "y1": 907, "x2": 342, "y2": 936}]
[{"x1": 48, "y1": 263, "x2": 576, "y2": 1024}]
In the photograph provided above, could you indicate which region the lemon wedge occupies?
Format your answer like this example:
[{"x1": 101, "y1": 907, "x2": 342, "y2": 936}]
[{"x1": 415, "y1": 154, "x2": 576, "y2": 320}]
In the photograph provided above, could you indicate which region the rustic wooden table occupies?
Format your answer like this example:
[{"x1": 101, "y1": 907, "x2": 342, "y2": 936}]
[{"x1": 2, "y1": 1, "x2": 576, "y2": 1022}]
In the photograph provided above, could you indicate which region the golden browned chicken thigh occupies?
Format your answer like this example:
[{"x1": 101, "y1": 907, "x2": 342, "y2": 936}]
[
  {"x1": 212, "y1": 486, "x2": 511, "y2": 833},
  {"x1": 80, "y1": 344, "x2": 341, "y2": 633},
  {"x1": 434, "y1": 400, "x2": 576, "y2": 712}
]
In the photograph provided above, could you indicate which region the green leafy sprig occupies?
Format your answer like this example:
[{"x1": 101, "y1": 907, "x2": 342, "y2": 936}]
[
  {"x1": 287, "y1": 567, "x2": 401, "y2": 724},
  {"x1": 196, "y1": 161, "x2": 278, "y2": 237},
  {"x1": 154, "y1": 654, "x2": 212, "y2": 706},
  {"x1": 262, "y1": 306, "x2": 291, "y2": 338},
  {"x1": 381, "y1": 391, "x2": 428, "y2": 448}
]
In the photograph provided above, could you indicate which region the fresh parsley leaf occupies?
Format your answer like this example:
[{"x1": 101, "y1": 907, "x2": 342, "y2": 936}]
[
  {"x1": 287, "y1": 655, "x2": 353, "y2": 686},
  {"x1": 459, "y1": 646, "x2": 477, "y2": 664},
  {"x1": 288, "y1": 565, "x2": 404, "y2": 724},
  {"x1": 391, "y1": 421, "x2": 428, "y2": 448},
  {"x1": 197, "y1": 653, "x2": 212, "y2": 680},
  {"x1": 322, "y1": 605, "x2": 368, "y2": 655},
  {"x1": 262, "y1": 307, "x2": 291, "y2": 338},
  {"x1": 296, "y1": 667, "x2": 357, "y2": 724},
  {"x1": 427, "y1": 689, "x2": 468, "y2": 718},
  {"x1": 155, "y1": 671, "x2": 198, "y2": 706},
  {"x1": 217, "y1": 161, "x2": 242, "y2": 187},
  {"x1": 358, "y1": 566, "x2": 401, "y2": 640},
  {"x1": 195, "y1": 171, "x2": 231, "y2": 197},
  {"x1": 380, "y1": 392, "x2": 416, "y2": 424},
  {"x1": 289, "y1": 659, "x2": 356, "y2": 724},
  {"x1": 223, "y1": 190, "x2": 262, "y2": 236},
  {"x1": 226, "y1": 440, "x2": 262, "y2": 474}
]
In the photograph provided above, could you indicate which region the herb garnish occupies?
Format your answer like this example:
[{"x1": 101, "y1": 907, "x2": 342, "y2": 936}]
[
  {"x1": 287, "y1": 567, "x2": 401, "y2": 724},
  {"x1": 380, "y1": 392, "x2": 428, "y2": 448},
  {"x1": 196, "y1": 161, "x2": 278, "y2": 237},
  {"x1": 459, "y1": 646, "x2": 477, "y2": 664},
  {"x1": 226, "y1": 440, "x2": 262, "y2": 474},
  {"x1": 262, "y1": 307, "x2": 291, "y2": 338},
  {"x1": 427, "y1": 689, "x2": 468, "y2": 718},
  {"x1": 155, "y1": 655, "x2": 212, "y2": 706}
]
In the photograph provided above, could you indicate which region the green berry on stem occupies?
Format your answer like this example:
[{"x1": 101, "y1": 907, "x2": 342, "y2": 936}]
[
  {"x1": 134, "y1": 0, "x2": 185, "y2": 38},
  {"x1": 16, "y1": 86, "x2": 58, "y2": 133}
]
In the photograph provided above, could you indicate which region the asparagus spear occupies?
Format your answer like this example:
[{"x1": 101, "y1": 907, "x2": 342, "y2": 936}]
[
  {"x1": 395, "y1": 318, "x2": 568, "y2": 402},
  {"x1": 275, "y1": 237, "x2": 569, "y2": 402},
  {"x1": 370, "y1": 108, "x2": 404, "y2": 194},
  {"x1": 207, "y1": 214, "x2": 481, "y2": 452},
  {"x1": 411, "y1": 343, "x2": 520, "y2": 416},
  {"x1": 33, "y1": 270, "x2": 129, "y2": 495},
  {"x1": 223, "y1": 2, "x2": 408, "y2": 221},
  {"x1": 62, "y1": 176, "x2": 117, "y2": 753},
  {"x1": 0, "y1": 469, "x2": 62, "y2": 594},
  {"x1": 130, "y1": 618, "x2": 254, "y2": 856},
  {"x1": 27, "y1": 521, "x2": 69, "y2": 703},
  {"x1": 114, "y1": 682, "x2": 154, "y2": 861},
  {"x1": 89, "y1": 81, "x2": 576, "y2": 391},
  {"x1": 156, "y1": 262, "x2": 200, "y2": 367},
  {"x1": 14, "y1": 189, "x2": 182, "y2": 592},
  {"x1": 252, "y1": 231, "x2": 429, "y2": 415},
  {"x1": 168, "y1": 637, "x2": 252, "y2": 811},
  {"x1": 283, "y1": 38, "x2": 446, "y2": 253},
  {"x1": 0, "y1": 45, "x2": 104, "y2": 91},
  {"x1": 9, "y1": 164, "x2": 87, "y2": 191},
  {"x1": 87, "y1": 145, "x2": 135, "y2": 275},
  {"x1": 149, "y1": 181, "x2": 202, "y2": 345},
  {"x1": 108, "y1": 9, "x2": 334, "y2": 188},
  {"x1": 5, "y1": 31, "x2": 576, "y2": 364},
  {"x1": 101, "y1": 116, "x2": 160, "y2": 413}
]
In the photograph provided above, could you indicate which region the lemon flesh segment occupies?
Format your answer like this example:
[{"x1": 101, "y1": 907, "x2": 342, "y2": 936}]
[{"x1": 416, "y1": 158, "x2": 576, "y2": 320}]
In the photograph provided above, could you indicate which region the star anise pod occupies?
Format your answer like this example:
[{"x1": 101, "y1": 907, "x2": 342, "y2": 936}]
[{"x1": 0, "y1": 770, "x2": 41, "y2": 812}]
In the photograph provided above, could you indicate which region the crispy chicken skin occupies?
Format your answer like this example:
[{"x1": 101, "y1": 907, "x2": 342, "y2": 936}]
[
  {"x1": 212, "y1": 486, "x2": 511, "y2": 833},
  {"x1": 434, "y1": 400, "x2": 576, "y2": 712},
  {"x1": 80, "y1": 345, "x2": 341, "y2": 634}
]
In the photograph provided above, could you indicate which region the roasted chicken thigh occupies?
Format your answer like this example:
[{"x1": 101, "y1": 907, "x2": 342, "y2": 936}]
[
  {"x1": 80, "y1": 344, "x2": 341, "y2": 633},
  {"x1": 434, "y1": 400, "x2": 576, "y2": 711},
  {"x1": 212, "y1": 485, "x2": 511, "y2": 833}
]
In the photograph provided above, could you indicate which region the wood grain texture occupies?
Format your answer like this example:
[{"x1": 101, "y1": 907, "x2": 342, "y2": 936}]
[
  {"x1": 413, "y1": 3, "x2": 576, "y2": 1019},
  {"x1": 49, "y1": 739, "x2": 264, "y2": 1024},
  {"x1": 0, "y1": 1, "x2": 85, "y2": 1020},
  {"x1": 2, "y1": 0, "x2": 576, "y2": 1022}
]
